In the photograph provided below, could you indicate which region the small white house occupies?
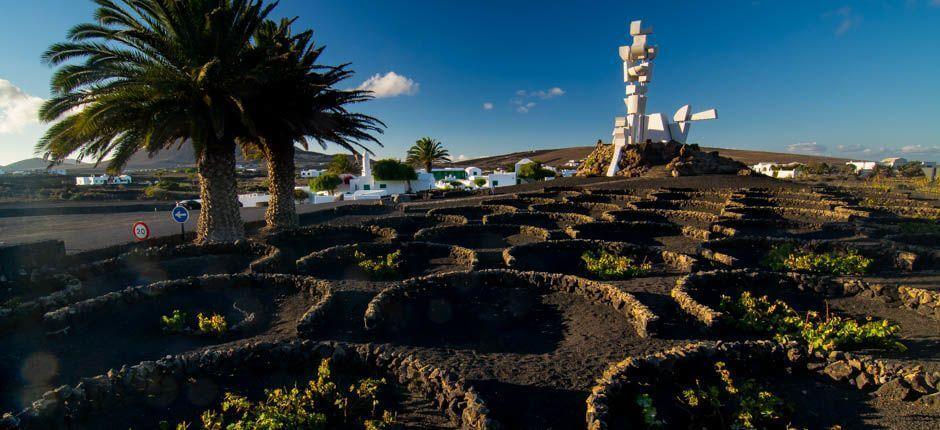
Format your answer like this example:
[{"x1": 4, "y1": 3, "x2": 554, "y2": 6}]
[
  {"x1": 485, "y1": 171, "x2": 518, "y2": 188},
  {"x1": 238, "y1": 193, "x2": 269, "y2": 207},
  {"x1": 347, "y1": 152, "x2": 411, "y2": 195},
  {"x1": 299, "y1": 169, "x2": 322, "y2": 179},
  {"x1": 464, "y1": 166, "x2": 482, "y2": 177},
  {"x1": 847, "y1": 161, "x2": 878, "y2": 175},
  {"x1": 751, "y1": 162, "x2": 801, "y2": 179},
  {"x1": 75, "y1": 174, "x2": 132, "y2": 186}
]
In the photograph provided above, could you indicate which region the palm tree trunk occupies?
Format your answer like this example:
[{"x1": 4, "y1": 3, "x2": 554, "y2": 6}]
[
  {"x1": 264, "y1": 143, "x2": 298, "y2": 232},
  {"x1": 426, "y1": 161, "x2": 432, "y2": 174},
  {"x1": 196, "y1": 139, "x2": 245, "y2": 243}
]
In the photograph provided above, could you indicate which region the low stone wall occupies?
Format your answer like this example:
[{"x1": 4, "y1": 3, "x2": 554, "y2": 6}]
[
  {"x1": 480, "y1": 196, "x2": 555, "y2": 209},
  {"x1": 427, "y1": 204, "x2": 518, "y2": 223},
  {"x1": 565, "y1": 221, "x2": 682, "y2": 241},
  {"x1": 602, "y1": 208, "x2": 720, "y2": 225},
  {"x1": 565, "y1": 193, "x2": 640, "y2": 205},
  {"x1": 365, "y1": 269, "x2": 658, "y2": 338},
  {"x1": 721, "y1": 205, "x2": 854, "y2": 222},
  {"x1": 726, "y1": 196, "x2": 839, "y2": 211},
  {"x1": 482, "y1": 211, "x2": 594, "y2": 230},
  {"x1": 528, "y1": 202, "x2": 620, "y2": 217},
  {"x1": 414, "y1": 223, "x2": 554, "y2": 246},
  {"x1": 807, "y1": 349, "x2": 940, "y2": 407},
  {"x1": 503, "y1": 239, "x2": 703, "y2": 275},
  {"x1": 1, "y1": 340, "x2": 498, "y2": 430},
  {"x1": 698, "y1": 236, "x2": 909, "y2": 271},
  {"x1": 0, "y1": 240, "x2": 66, "y2": 281},
  {"x1": 42, "y1": 273, "x2": 329, "y2": 333},
  {"x1": 260, "y1": 225, "x2": 397, "y2": 272},
  {"x1": 295, "y1": 241, "x2": 478, "y2": 279},
  {"x1": 634, "y1": 199, "x2": 727, "y2": 215},
  {"x1": 68, "y1": 240, "x2": 281, "y2": 280},
  {"x1": 365, "y1": 214, "x2": 467, "y2": 238},
  {"x1": 585, "y1": 341, "x2": 785, "y2": 430},
  {"x1": 670, "y1": 269, "x2": 869, "y2": 329},
  {"x1": 0, "y1": 274, "x2": 82, "y2": 332}
]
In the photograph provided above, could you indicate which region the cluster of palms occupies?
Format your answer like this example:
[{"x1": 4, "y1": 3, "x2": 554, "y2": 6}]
[{"x1": 37, "y1": 0, "x2": 383, "y2": 243}]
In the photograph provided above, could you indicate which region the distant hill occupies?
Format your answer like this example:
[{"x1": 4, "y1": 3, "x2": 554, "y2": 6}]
[
  {"x1": 123, "y1": 140, "x2": 335, "y2": 169},
  {"x1": 452, "y1": 145, "x2": 855, "y2": 170},
  {"x1": 1, "y1": 158, "x2": 93, "y2": 171}
]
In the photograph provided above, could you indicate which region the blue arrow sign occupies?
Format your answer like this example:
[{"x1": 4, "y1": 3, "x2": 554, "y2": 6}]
[{"x1": 172, "y1": 205, "x2": 190, "y2": 223}]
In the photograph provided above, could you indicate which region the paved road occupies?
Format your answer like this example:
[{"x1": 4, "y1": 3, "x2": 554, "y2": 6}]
[{"x1": 0, "y1": 200, "x2": 362, "y2": 253}]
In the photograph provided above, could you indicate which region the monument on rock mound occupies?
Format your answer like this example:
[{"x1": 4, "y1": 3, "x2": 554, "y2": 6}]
[{"x1": 578, "y1": 20, "x2": 744, "y2": 178}]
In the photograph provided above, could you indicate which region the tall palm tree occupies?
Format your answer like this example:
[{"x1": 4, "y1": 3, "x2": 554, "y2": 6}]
[
  {"x1": 36, "y1": 0, "x2": 275, "y2": 243},
  {"x1": 240, "y1": 19, "x2": 384, "y2": 232},
  {"x1": 406, "y1": 137, "x2": 451, "y2": 174}
]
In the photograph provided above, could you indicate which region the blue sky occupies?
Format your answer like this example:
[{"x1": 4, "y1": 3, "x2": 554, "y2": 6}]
[{"x1": 1, "y1": 0, "x2": 939, "y2": 166}]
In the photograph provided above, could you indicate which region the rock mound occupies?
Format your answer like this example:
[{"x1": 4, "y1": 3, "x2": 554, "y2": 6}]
[{"x1": 576, "y1": 141, "x2": 748, "y2": 177}]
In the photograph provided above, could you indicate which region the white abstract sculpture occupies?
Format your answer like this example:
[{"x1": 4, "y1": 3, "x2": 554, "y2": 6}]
[{"x1": 606, "y1": 20, "x2": 719, "y2": 177}]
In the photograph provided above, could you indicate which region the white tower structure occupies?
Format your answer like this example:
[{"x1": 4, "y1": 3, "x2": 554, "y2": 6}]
[
  {"x1": 361, "y1": 151, "x2": 372, "y2": 178},
  {"x1": 606, "y1": 20, "x2": 719, "y2": 177}
]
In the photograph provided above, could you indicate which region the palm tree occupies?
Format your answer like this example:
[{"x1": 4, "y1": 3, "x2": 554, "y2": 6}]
[
  {"x1": 406, "y1": 137, "x2": 451, "y2": 174},
  {"x1": 240, "y1": 19, "x2": 384, "y2": 232},
  {"x1": 36, "y1": 0, "x2": 275, "y2": 243}
]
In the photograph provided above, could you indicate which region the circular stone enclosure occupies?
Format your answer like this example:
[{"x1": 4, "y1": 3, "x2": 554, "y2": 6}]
[
  {"x1": 68, "y1": 241, "x2": 278, "y2": 301},
  {"x1": 427, "y1": 204, "x2": 518, "y2": 223},
  {"x1": 482, "y1": 211, "x2": 594, "y2": 230},
  {"x1": 365, "y1": 214, "x2": 466, "y2": 239},
  {"x1": 261, "y1": 225, "x2": 397, "y2": 271},
  {"x1": 9, "y1": 340, "x2": 496, "y2": 430},
  {"x1": 295, "y1": 241, "x2": 478, "y2": 281},
  {"x1": 2, "y1": 274, "x2": 327, "y2": 415},
  {"x1": 365, "y1": 269, "x2": 658, "y2": 348},
  {"x1": 481, "y1": 196, "x2": 556, "y2": 210},
  {"x1": 414, "y1": 223, "x2": 552, "y2": 250},
  {"x1": 503, "y1": 239, "x2": 700, "y2": 278}
]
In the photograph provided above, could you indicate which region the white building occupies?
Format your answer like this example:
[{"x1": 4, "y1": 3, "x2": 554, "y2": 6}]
[
  {"x1": 514, "y1": 158, "x2": 534, "y2": 174},
  {"x1": 347, "y1": 152, "x2": 410, "y2": 196},
  {"x1": 75, "y1": 174, "x2": 133, "y2": 186},
  {"x1": 880, "y1": 157, "x2": 908, "y2": 168},
  {"x1": 299, "y1": 169, "x2": 322, "y2": 179},
  {"x1": 484, "y1": 171, "x2": 518, "y2": 188},
  {"x1": 751, "y1": 162, "x2": 801, "y2": 179},
  {"x1": 847, "y1": 161, "x2": 878, "y2": 175}
]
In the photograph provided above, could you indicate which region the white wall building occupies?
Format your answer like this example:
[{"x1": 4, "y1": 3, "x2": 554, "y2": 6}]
[
  {"x1": 751, "y1": 162, "x2": 801, "y2": 179},
  {"x1": 299, "y1": 169, "x2": 322, "y2": 178},
  {"x1": 75, "y1": 174, "x2": 132, "y2": 186},
  {"x1": 847, "y1": 161, "x2": 878, "y2": 175}
]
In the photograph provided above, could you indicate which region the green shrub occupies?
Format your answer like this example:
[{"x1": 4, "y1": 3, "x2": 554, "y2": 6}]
[
  {"x1": 355, "y1": 250, "x2": 403, "y2": 281},
  {"x1": 517, "y1": 161, "x2": 554, "y2": 181},
  {"x1": 761, "y1": 244, "x2": 871, "y2": 275},
  {"x1": 719, "y1": 291, "x2": 905, "y2": 353},
  {"x1": 635, "y1": 393, "x2": 664, "y2": 428},
  {"x1": 293, "y1": 188, "x2": 309, "y2": 201},
  {"x1": 161, "y1": 310, "x2": 188, "y2": 332},
  {"x1": 197, "y1": 312, "x2": 228, "y2": 335},
  {"x1": 171, "y1": 359, "x2": 398, "y2": 430},
  {"x1": 677, "y1": 361, "x2": 787, "y2": 429},
  {"x1": 581, "y1": 250, "x2": 651, "y2": 280},
  {"x1": 309, "y1": 173, "x2": 342, "y2": 194},
  {"x1": 372, "y1": 159, "x2": 417, "y2": 181},
  {"x1": 473, "y1": 177, "x2": 488, "y2": 187}
]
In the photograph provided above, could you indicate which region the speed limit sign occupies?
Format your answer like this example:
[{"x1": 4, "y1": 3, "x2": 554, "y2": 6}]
[{"x1": 132, "y1": 221, "x2": 151, "y2": 241}]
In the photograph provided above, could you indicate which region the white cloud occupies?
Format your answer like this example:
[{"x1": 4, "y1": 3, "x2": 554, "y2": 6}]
[
  {"x1": 900, "y1": 144, "x2": 940, "y2": 154},
  {"x1": 516, "y1": 101, "x2": 537, "y2": 113},
  {"x1": 510, "y1": 87, "x2": 565, "y2": 113},
  {"x1": 455, "y1": 154, "x2": 468, "y2": 161},
  {"x1": 825, "y1": 6, "x2": 861, "y2": 36},
  {"x1": 786, "y1": 141, "x2": 827, "y2": 155},
  {"x1": 0, "y1": 79, "x2": 44, "y2": 134},
  {"x1": 356, "y1": 71, "x2": 419, "y2": 98},
  {"x1": 482, "y1": 102, "x2": 493, "y2": 110}
]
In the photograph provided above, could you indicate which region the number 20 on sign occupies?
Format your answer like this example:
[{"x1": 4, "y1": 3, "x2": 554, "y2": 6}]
[{"x1": 132, "y1": 221, "x2": 151, "y2": 241}]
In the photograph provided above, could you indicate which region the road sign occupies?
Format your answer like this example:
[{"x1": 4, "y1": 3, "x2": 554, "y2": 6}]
[
  {"x1": 172, "y1": 205, "x2": 190, "y2": 223},
  {"x1": 132, "y1": 221, "x2": 151, "y2": 241}
]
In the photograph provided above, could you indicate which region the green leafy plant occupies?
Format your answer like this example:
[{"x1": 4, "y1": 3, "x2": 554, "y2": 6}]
[
  {"x1": 355, "y1": 250, "x2": 403, "y2": 281},
  {"x1": 719, "y1": 291, "x2": 905, "y2": 353},
  {"x1": 677, "y1": 361, "x2": 787, "y2": 429},
  {"x1": 309, "y1": 173, "x2": 343, "y2": 194},
  {"x1": 761, "y1": 244, "x2": 871, "y2": 275},
  {"x1": 161, "y1": 310, "x2": 188, "y2": 333},
  {"x1": 635, "y1": 393, "x2": 665, "y2": 428},
  {"x1": 581, "y1": 250, "x2": 652, "y2": 280},
  {"x1": 473, "y1": 177, "x2": 488, "y2": 187},
  {"x1": 517, "y1": 161, "x2": 554, "y2": 181},
  {"x1": 172, "y1": 359, "x2": 398, "y2": 429},
  {"x1": 197, "y1": 312, "x2": 228, "y2": 336}
]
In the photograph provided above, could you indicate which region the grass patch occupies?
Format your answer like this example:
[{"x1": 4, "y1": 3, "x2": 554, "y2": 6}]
[
  {"x1": 719, "y1": 291, "x2": 905, "y2": 353},
  {"x1": 761, "y1": 243, "x2": 871, "y2": 275},
  {"x1": 581, "y1": 250, "x2": 652, "y2": 280},
  {"x1": 167, "y1": 359, "x2": 398, "y2": 429},
  {"x1": 355, "y1": 250, "x2": 403, "y2": 281}
]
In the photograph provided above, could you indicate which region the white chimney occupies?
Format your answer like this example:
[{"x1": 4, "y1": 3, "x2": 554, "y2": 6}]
[{"x1": 361, "y1": 151, "x2": 371, "y2": 177}]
